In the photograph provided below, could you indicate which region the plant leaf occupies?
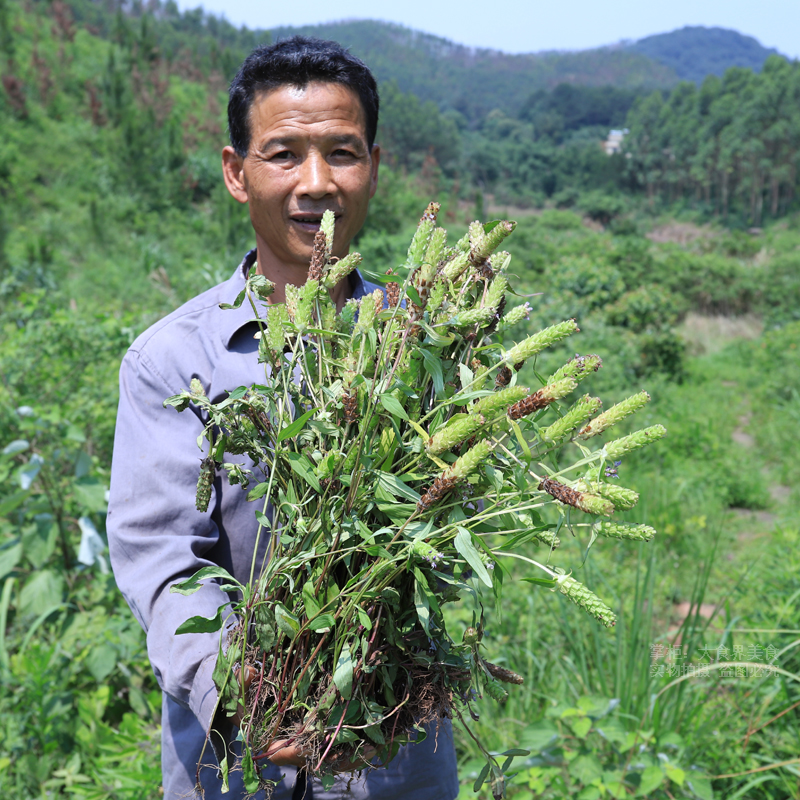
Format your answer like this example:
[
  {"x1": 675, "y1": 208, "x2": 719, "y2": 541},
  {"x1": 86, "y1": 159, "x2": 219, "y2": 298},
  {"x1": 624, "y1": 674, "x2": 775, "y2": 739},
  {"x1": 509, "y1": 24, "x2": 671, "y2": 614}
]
[
  {"x1": 242, "y1": 748, "x2": 260, "y2": 794},
  {"x1": 302, "y1": 581, "x2": 321, "y2": 618},
  {"x1": 419, "y1": 349, "x2": 445, "y2": 395},
  {"x1": 175, "y1": 606, "x2": 224, "y2": 635},
  {"x1": 308, "y1": 613, "x2": 335, "y2": 632},
  {"x1": 454, "y1": 527, "x2": 493, "y2": 587},
  {"x1": 170, "y1": 566, "x2": 240, "y2": 595},
  {"x1": 218, "y1": 288, "x2": 246, "y2": 310},
  {"x1": 521, "y1": 576, "x2": 558, "y2": 588},
  {"x1": 2, "y1": 439, "x2": 29, "y2": 456},
  {"x1": 334, "y1": 645, "x2": 353, "y2": 699},
  {"x1": 405, "y1": 285, "x2": 423, "y2": 306},
  {"x1": 473, "y1": 762, "x2": 490, "y2": 792},
  {"x1": 286, "y1": 452, "x2": 321, "y2": 492},
  {"x1": 248, "y1": 482, "x2": 270, "y2": 501},
  {"x1": 636, "y1": 765, "x2": 664, "y2": 796},
  {"x1": 414, "y1": 574, "x2": 432, "y2": 636},
  {"x1": 379, "y1": 393, "x2": 410, "y2": 422},
  {"x1": 376, "y1": 472, "x2": 421, "y2": 503},
  {"x1": 274, "y1": 603, "x2": 300, "y2": 639},
  {"x1": 277, "y1": 408, "x2": 316, "y2": 442}
]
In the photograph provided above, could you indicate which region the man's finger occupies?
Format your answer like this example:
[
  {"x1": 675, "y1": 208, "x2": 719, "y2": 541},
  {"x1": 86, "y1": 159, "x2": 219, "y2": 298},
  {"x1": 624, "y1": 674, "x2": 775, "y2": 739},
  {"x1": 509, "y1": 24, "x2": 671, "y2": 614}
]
[{"x1": 265, "y1": 740, "x2": 307, "y2": 768}]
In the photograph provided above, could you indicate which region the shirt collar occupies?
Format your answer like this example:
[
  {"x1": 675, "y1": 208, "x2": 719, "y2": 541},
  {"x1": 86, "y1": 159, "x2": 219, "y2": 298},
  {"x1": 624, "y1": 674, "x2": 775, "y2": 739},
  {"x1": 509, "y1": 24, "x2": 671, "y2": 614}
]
[{"x1": 219, "y1": 249, "x2": 375, "y2": 349}]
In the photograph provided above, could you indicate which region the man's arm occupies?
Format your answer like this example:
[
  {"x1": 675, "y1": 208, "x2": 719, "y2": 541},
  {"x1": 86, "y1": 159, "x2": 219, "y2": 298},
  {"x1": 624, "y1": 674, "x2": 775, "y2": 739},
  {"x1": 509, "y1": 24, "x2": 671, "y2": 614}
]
[{"x1": 107, "y1": 346, "x2": 234, "y2": 737}]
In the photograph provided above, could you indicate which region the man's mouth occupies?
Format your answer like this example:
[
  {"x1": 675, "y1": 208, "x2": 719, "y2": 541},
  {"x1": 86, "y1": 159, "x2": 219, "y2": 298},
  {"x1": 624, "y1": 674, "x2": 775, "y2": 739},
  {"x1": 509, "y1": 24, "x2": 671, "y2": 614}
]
[{"x1": 290, "y1": 213, "x2": 341, "y2": 233}]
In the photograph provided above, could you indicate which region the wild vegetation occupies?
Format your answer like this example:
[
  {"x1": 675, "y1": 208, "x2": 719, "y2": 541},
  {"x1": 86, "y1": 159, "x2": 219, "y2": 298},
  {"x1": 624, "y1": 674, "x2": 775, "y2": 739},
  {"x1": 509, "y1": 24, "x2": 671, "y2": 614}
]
[{"x1": 1, "y1": 1, "x2": 799, "y2": 798}]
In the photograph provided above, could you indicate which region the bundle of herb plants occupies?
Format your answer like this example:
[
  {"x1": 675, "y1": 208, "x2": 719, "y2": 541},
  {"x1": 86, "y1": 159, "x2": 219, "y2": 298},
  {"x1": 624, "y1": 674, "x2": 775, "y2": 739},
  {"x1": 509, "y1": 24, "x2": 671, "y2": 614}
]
[{"x1": 165, "y1": 203, "x2": 666, "y2": 798}]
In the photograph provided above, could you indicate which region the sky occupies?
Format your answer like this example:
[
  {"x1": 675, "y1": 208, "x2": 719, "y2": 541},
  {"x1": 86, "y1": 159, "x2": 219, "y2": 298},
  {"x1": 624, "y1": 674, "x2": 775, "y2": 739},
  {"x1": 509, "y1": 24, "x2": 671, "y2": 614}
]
[{"x1": 173, "y1": 0, "x2": 799, "y2": 59}]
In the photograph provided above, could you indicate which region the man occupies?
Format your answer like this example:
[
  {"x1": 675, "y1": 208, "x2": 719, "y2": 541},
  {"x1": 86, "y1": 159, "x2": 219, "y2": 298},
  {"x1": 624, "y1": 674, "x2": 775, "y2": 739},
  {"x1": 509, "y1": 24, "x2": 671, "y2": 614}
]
[{"x1": 107, "y1": 37, "x2": 459, "y2": 800}]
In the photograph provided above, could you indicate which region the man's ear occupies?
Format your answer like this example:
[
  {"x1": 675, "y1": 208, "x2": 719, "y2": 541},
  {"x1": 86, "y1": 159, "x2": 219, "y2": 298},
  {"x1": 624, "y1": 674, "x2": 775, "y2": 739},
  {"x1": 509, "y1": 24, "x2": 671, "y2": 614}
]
[
  {"x1": 222, "y1": 146, "x2": 248, "y2": 204},
  {"x1": 369, "y1": 144, "x2": 381, "y2": 199}
]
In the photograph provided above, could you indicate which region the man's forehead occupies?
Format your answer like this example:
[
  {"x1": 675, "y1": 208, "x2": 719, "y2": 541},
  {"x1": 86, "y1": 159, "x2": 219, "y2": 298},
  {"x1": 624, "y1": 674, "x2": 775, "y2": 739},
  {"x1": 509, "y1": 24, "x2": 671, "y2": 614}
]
[{"x1": 249, "y1": 81, "x2": 367, "y2": 136}]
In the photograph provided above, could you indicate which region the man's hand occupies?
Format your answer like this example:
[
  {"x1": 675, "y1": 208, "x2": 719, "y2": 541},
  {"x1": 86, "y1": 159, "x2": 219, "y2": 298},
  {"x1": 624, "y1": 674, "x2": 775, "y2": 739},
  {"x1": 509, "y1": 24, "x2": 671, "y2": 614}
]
[{"x1": 232, "y1": 664, "x2": 376, "y2": 771}]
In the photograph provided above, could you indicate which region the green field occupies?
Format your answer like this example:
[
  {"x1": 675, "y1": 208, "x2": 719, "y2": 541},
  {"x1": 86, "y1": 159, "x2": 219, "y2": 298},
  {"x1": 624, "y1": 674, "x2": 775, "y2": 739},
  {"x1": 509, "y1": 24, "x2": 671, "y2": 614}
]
[{"x1": 3, "y1": 186, "x2": 800, "y2": 796}]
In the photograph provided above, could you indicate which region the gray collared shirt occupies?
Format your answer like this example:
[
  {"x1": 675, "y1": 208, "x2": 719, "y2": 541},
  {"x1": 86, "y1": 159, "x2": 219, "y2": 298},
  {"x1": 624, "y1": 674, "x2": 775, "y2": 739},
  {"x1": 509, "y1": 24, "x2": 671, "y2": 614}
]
[{"x1": 107, "y1": 250, "x2": 459, "y2": 800}]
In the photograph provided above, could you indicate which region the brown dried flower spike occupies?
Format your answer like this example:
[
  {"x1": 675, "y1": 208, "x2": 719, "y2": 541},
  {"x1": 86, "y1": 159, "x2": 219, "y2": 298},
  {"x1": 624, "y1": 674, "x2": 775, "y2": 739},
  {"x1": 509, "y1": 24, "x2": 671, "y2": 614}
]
[
  {"x1": 508, "y1": 388, "x2": 556, "y2": 420},
  {"x1": 342, "y1": 390, "x2": 358, "y2": 424},
  {"x1": 308, "y1": 229, "x2": 327, "y2": 281},
  {"x1": 417, "y1": 474, "x2": 458, "y2": 512},
  {"x1": 495, "y1": 366, "x2": 513, "y2": 388},
  {"x1": 538, "y1": 476, "x2": 614, "y2": 516},
  {"x1": 386, "y1": 269, "x2": 400, "y2": 308}
]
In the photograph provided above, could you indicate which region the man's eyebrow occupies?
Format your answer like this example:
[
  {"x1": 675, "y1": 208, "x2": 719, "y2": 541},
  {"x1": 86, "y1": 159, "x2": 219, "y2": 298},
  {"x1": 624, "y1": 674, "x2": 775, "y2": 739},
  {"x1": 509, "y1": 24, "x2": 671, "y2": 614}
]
[
  {"x1": 326, "y1": 134, "x2": 366, "y2": 148},
  {"x1": 256, "y1": 133, "x2": 367, "y2": 152}
]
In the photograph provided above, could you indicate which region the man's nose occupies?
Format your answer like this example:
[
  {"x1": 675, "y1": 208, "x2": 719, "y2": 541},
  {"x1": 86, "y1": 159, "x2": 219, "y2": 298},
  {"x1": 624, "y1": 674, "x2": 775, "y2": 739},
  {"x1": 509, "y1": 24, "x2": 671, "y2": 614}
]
[{"x1": 297, "y1": 151, "x2": 335, "y2": 199}]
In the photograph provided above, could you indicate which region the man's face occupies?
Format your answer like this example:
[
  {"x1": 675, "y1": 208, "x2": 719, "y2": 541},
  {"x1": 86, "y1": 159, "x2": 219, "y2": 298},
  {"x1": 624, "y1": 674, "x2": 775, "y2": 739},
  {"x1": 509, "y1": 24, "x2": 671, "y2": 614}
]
[{"x1": 224, "y1": 82, "x2": 380, "y2": 271}]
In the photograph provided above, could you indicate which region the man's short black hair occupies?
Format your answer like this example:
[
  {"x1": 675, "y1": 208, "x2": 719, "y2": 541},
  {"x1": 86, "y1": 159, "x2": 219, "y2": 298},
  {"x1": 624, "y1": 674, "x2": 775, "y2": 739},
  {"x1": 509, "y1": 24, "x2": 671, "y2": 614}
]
[{"x1": 228, "y1": 36, "x2": 380, "y2": 157}]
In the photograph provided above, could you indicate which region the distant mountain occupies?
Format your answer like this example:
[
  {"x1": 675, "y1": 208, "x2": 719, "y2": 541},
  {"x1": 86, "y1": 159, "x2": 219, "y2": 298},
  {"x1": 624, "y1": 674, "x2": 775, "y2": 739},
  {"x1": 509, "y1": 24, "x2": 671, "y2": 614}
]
[
  {"x1": 269, "y1": 20, "x2": 677, "y2": 120},
  {"x1": 625, "y1": 26, "x2": 780, "y2": 84}
]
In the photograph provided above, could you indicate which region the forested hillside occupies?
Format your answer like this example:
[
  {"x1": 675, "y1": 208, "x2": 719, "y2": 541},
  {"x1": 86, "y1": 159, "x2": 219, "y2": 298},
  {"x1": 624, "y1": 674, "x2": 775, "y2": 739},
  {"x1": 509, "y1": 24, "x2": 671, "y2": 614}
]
[
  {"x1": 626, "y1": 58, "x2": 800, "y2": 223},
  {"x1": 627, "y1": 26, "x2": 779, "y2": 84},
  {"x1": 270, "y1": 19, "x2": 677, "y2": 121}
]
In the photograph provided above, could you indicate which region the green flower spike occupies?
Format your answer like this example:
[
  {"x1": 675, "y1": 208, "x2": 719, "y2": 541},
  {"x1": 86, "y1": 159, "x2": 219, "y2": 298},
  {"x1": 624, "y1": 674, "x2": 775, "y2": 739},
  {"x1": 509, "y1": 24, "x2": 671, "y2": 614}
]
[
  {"x1": 534, "y1": 530, "x2": 561, "y2": 549},
  {"x1": 411, "y1": 538, "x2": 444, "y2": 565},
  {"x1": 426, "y1": 414, "x2": 486, "y2": 456},
  {"x1": 604, "y1": 425, "x2": 667, "y2": 460},
  {"x1": 427, "y1": 279, "x2": 447, "y2": 314},
  {"x1": 483, "y1": 676, "x2": 509, "y2": 701},
  {"x1": 319, "y1": 299, "x2": 337, "y2": 334},
  {"x1": 451, "y1": 439, "x2": 492, "y2": 480},
  {"x1": 418, "y1": 441, "x2": 490, "y2": 511},
  {"x1": 190, "y1": 378, "x2": 207, "y2": 399},
  {"x1": 547, "y1": 353, "x2": 602, "y2": 385},
  {"x1": 540, "y1": 395, "x2": 602, "y2": 445},
  {"x1": 538, "y1": 378, "x2": 579, "y2": 403},
  {"x1": 425, "y1": 227, "x2": 447, "y2": 267},
  {"x1": 473, "y1": 386, "x2": 529, "y2": 420},
  {"x1": 575, "y1": 480, "x2": 639, "y2": 510},
  {"x1": 484, "y1": 274, "x2": 508, "y2": 312},
  {"x1": 284, "y1": 284, "x2": 300, "y2": 322},
  {"x1": 266, "y1": 304, "x2": 289, "y2": 363},
  {"x1": 576, "y1": 491, "x2": 616, "y2": 516},
  {"x1": 440, "y1": 250, "x2": 470, "y2": 282},
  {"x1": 196, "y1": 457, "x2": 215, "y2": 513},
  {"x1": 454, "y1": 307, "x2": 495, "y2": 327},
  {"x1": 555, "y1": 571, "x2": 617, "y2": 628},
  {"x1": 598, "y1": 522, "x2": 656, "y2": 542},
  {"x1": 296, "y1": 279, "x2": 319, "y2": 330},
  {"x1": 502, "y1": 319, "x2": 579, "y2": 367},
  {"x1": 337, "y1": 298, "x2": 358, "y2": 332},
  {"x1": 406, "y1": 202, "x2": 440, "y2": 267},
  {"x1": 470, "y1": 221, "x2": 516, "y2": 267},
  {"x1": 496, "y1": 302, "x2": 531, "y2": 334},
  {"x1": 354, "y1": 290, "x2": 380, "y2": 335},
  {"x1": 489, "y1": 251, "x2": 512, "y2": 274},
  {"x1": 323, "y1": 252, "x2": 363, "y2": 290},
  {"x1": 579, "y1": 391, "x2": 650, "y2": 439},
  {"x1": 320, "y1": 209, "x2": 335, "y2": 261}
]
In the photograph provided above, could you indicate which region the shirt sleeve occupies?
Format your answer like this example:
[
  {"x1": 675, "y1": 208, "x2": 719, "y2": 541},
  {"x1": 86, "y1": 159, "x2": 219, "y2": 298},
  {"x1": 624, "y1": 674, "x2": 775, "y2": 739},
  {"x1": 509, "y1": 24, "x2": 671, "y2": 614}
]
[{"x1": 107, "y1": 346, "x2": 235, "y2": 741}]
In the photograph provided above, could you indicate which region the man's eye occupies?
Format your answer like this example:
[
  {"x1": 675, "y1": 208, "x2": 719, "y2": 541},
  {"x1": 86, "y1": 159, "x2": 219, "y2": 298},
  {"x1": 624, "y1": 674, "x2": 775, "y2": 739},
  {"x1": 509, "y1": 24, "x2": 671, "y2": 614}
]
[{"x1": 270, "y1": 151, "x2": 294, "y2": 161}]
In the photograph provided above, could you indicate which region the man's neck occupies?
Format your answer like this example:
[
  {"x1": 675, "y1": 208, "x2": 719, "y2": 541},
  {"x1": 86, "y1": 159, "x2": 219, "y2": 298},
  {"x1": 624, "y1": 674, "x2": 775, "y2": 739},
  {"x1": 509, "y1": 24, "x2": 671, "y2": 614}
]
[{"x1": 254, "y1": 242, "x2": 353, "y2": 311}]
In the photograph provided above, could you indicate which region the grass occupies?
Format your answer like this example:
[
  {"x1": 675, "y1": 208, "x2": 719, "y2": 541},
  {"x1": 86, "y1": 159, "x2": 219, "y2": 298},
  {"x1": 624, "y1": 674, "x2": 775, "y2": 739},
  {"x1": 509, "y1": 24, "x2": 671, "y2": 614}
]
[{"x1": 451, "y1": 321, "x2": 800, "y2": 799}]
